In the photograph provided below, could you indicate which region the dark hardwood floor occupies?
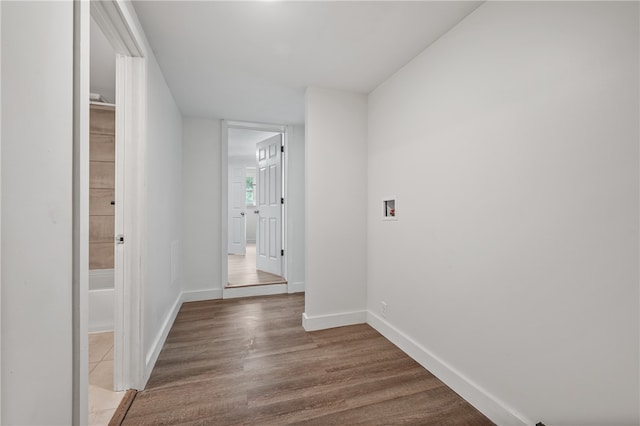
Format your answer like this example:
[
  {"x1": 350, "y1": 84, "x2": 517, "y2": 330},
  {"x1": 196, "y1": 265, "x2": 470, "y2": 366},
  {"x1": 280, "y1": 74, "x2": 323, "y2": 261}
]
[{"x1": 122, "y1": 294, "x2": 493, "y2": 425}]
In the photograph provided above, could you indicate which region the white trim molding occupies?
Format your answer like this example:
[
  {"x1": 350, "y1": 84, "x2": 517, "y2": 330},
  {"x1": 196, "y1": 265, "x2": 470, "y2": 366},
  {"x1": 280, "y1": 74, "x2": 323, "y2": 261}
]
[
  {"x1": 223, "y1": 283, "x2": 288, "y2": 299},
  {"x1": 287, "y1": 281, "x2": 305, "y2": 294},
  {"x1": 302, "y1": 310, "x2": 366, "y2": 332},
  {"x1": 90, "y1": 0, "x2": 143, "y2": 57},
  {"x1": 72, "y1": 1, "x2": 90, "y2": 423},
  {"x1": 366, "y1": 311, "x2": 530, "y2": 426},
  {"x1": 113, "y1": 54, "x2": 147, "y2": 392},
  {"x1": 181, "y1": 289, "x2": 223, "y2": 303}
]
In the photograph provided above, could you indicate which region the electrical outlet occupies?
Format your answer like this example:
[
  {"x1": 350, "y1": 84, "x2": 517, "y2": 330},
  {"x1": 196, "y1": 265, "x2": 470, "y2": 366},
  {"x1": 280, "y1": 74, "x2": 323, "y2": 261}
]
[{"x1": 380, "y1": 301, "x2": 388, "y2": 318}]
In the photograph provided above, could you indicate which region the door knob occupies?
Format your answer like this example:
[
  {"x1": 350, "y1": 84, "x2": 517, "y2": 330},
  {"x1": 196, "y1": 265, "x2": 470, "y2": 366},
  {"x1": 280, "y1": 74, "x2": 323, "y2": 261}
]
[
  {"x1": 254, "y1": 210, "x2": 260, "y2": 214},
  {"x1": 240, "y1": 212, "x2": 245, "y2": 216}
]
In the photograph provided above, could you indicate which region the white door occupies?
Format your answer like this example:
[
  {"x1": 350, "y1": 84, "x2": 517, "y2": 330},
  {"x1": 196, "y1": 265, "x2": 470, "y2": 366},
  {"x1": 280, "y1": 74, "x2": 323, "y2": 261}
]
[
  {"x1": 256, "y1": 134, "x2": 282, "y2": 275},
  {"x1": 228, "y1": 164, "x2": 247, "y2": 255}
]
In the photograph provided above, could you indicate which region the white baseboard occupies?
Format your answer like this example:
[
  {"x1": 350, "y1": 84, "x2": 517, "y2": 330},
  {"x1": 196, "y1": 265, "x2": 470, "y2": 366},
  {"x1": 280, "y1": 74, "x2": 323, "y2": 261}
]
[
  {"x1": 288, "y1": 281, "x2": 305, "y2": 293},
  {"x1": 223, "y1": 283, "x2": 288, "y2": 299},
  {"x1": 366, "y1": 311, "x2": 530, "y2": 426},
  {"x1": 302, "y1": 310, "x2": 366, "y2": 331},
  {"x1": 181, "y1": 288, "x2": 223, "y2": 303},
  {"x1": 143, "y1": 294, "x2": 182, "y2": 386}
]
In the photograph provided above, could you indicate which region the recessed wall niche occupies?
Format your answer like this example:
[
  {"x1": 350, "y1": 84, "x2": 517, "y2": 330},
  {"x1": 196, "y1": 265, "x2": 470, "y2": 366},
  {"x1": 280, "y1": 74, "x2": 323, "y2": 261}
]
[{"x1": 383, "y1": 198, "x2": 397, "y2": 221}]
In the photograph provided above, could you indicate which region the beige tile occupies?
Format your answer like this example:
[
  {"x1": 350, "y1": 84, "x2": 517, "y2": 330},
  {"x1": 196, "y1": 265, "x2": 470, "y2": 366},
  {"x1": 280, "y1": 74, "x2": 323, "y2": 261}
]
[
  {"x1": 103, "y1": 346, "x2": 114, "y2": 361},
  {"x1": 89, "y1": 332, "x2": 113, "y2": 363},
  {"x1": 88, "y1": 408, "x2": 116, "y2": 426},
  {"x1": 88, "y1": 384, "x2": 125, "y2": 413},
  {"x1": 89, "y1": 362, "x2": 99, "y2": 375},
  {"x1": 89, "y1": 360, "x2": 114, "y2": 390}
]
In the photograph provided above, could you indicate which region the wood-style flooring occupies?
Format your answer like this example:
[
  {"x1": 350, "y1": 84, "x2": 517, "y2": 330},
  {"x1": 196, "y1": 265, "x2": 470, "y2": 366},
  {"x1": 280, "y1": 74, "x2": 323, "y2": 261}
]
[
  {"x1": 122, "y1": 294, "x2": 493, "y2": 425},
  {"x1": 227, "y1": 244, "x2": 286, "y2": 288}
]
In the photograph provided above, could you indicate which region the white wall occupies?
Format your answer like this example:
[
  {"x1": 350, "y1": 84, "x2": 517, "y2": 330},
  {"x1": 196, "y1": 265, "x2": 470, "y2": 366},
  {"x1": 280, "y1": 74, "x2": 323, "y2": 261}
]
[
  {"x1": 1, "y1": 2, "x2": 74, "y2": 424},
  {"x1": 89, "y1": 16, "x2": 116, "y2": 103},
  {"x1": 182, "y1": 118, "x2": 223, "y2": 299},
  {"x1": 304, "y1": 88, "x2": 367, "y2": 329},
  {"x1": 143, "y1": 56, "x2": 184, "y2": 367},
  {"x1": 286, "y1": 125, "x2": 305, "y2": 291},
  {"x1": 367, "y1": 2, "x2": 639, "y2": 425}
]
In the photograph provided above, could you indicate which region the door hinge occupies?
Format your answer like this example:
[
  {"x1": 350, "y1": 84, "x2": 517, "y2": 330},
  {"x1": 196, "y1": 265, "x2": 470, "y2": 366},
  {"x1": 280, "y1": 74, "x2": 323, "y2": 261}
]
[
  {"x1": 281, "y1": 249, "x2": 284, "y2": 256},
  {"x1": 281, "y1": 145, "x2": 284, "y2": 153},
  {"x1": 281, "y1": 197, "x2": 284, "y2": 205}
]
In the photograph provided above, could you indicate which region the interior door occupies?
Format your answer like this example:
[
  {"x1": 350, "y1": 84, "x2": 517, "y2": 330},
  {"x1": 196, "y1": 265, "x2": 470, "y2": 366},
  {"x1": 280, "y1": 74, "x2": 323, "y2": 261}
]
[
  {"x1": 256, "y1": 134, "x2": 282, "y2": 275},
  {"x1": 228, "y1": 164, "x2": 247, "y2": 255}
]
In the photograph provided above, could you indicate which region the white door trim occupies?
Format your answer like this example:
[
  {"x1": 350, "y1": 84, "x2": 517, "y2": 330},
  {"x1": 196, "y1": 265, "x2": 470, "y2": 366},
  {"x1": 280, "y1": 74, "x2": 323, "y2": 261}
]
[
  {"x1": 90, "y1": 0, "x2": 144, "y2": 57},
  {"x1": 72, "y1": 2, "x2": 90, "y2": 424},
  {"x1": 282, "y1": 126, "x2": 292, "y2": 288},
  {"x1": 73, "y1": 6, "x2": 147, "y2": 426},
  {"x1": 113, "y1": 54, "x2": 146, "y2": 392},
  {"x1": 221, "y1": 120, "x2": 287, "y2": 298}
]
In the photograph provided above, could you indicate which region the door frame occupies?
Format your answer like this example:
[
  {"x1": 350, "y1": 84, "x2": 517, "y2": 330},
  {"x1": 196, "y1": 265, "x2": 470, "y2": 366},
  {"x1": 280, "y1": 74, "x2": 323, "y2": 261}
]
[
  {"x1": 73, "y1": 1, "x2": 147, "y2": 423},
  {"x1": 221, "y1": 120, "x2": 289, "y2": 298}
]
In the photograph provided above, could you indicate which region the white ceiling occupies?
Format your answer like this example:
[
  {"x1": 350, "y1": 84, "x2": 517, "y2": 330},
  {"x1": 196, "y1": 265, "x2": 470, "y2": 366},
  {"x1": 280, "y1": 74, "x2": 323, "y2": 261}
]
[
  {"x1": 90, "y1": 16, "x2": 116, "y2": 104},
  {"x1": 132, "y1": 1, "x2": 482, "y2": 125},
  {"x1": 228, "y1": 128, "x2": 280, "y2": 158}
]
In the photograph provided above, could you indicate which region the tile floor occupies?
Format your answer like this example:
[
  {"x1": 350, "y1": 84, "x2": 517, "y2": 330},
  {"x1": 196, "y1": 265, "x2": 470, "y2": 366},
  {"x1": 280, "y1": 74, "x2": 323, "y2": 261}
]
[{"x1": 89, "y1": 332, "x2": 125, "y2": 426}]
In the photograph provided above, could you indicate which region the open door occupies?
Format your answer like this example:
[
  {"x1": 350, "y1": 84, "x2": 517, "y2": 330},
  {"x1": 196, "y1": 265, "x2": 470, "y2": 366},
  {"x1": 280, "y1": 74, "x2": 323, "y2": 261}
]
[
  {"x1": 255, "y1": 134, "x2": 282, "y2": 275},
  {"x1": 228, "y1": 164, "x2": 247, "y2": 255}
]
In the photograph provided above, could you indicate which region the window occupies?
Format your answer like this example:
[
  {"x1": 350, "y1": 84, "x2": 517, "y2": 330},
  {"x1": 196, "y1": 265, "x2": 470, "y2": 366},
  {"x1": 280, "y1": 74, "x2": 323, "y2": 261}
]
[{"x1": 246, "y1": 176, "x2": 255, "y2": 206}]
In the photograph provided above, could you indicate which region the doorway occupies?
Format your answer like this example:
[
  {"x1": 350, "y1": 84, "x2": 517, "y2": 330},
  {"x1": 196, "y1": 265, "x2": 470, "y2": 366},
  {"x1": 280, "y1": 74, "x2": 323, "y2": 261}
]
[
  {"x1": 226, "y1": 127, "x2": 287, "y2": 288},
  {"x1": 74, "y1": 1, "x2": 147, "y2": 424},
  {"x1": 88, "y1": 15, "x2": 124, "y2": 422}
]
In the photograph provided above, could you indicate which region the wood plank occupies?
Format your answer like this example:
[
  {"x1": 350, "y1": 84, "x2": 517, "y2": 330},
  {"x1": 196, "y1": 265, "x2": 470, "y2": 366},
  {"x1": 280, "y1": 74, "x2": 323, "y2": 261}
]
[
  {"x1": 90, "y1": 242, "x2": 114, "y2": 270},
  {"x1": 108, "y1": 389, "x2": 137, "y2": 426},
  {"x1": 89, "y1": 188, "x2": 115, "y2": 216},
  {"x1": 90, "y1": 105, "x2": 115, "y2": 135},
  {"x1": 90, "y1": 133, "x2": 115, "y2": 162},
  {"x1": 90, "y1": 161, "x2": 115, "y2": 189},
  {"x1": 89, "y1": 215, "x2": 114, "y2": 243},
  {"x1": 121, "y1": 294, "x2": 493, "y2": 425}
]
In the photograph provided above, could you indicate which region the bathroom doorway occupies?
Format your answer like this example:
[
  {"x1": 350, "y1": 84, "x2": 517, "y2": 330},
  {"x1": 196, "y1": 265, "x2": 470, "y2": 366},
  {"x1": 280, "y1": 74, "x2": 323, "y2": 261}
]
[{"x1": 88, "y1": 14, "x2": 124, "y2": 423}]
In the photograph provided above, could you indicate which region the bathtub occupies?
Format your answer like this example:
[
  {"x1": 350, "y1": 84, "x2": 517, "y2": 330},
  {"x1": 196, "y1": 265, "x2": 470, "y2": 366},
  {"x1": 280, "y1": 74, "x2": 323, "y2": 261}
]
[{"x1": 89, "y1": 269, "x2": 114, "y2": 333}]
